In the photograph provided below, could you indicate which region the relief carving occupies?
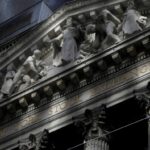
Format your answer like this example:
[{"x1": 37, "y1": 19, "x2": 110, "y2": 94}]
[
  {"x1": 61, "y1": 17, "x2": 80, "y2": 63},
  {"x1": 0, "y1": 64, "x2": 16, "y2": 100},
  {"x1": 0, "y1": 0, "x2": 149, "y2": 99}
]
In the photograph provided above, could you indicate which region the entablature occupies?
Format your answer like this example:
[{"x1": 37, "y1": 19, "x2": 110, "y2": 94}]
[
  {"x1": 0, "y1": 0, "x2": 150, "y2": 148},
  {"x1": 0, "y1": 0, "x2": 150, "y2": 124}
]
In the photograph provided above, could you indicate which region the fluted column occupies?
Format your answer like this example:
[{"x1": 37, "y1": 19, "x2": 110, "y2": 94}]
[{"x1": 73, "y1": 105, "x2": 109, "y2": 150}]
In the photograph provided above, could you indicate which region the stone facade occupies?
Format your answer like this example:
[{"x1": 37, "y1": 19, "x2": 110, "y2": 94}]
[{"x1": 0, "y1": 0, "x2": 149, "y2": 150}]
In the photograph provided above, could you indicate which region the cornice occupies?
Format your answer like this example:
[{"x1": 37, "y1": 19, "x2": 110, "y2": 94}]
[
  {"x1": 0, "y1": 27, "x2": 150, "y2": 107},
  {"x1": 0, "y1": 60, "x2": 150, "y2": 149}
]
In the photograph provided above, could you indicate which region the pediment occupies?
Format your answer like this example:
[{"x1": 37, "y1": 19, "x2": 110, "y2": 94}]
[
  {"x1": 0, "y1": 0, "x2": 150, "y2": 149},
  {"x1": 0, "y1": 0, "x2": 150, "y2": 109}
]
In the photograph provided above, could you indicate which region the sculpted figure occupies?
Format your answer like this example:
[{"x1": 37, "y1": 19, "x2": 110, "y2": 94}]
[
  {"x1": 23, "y1": 49, "x2": 47, "y2": 80},
  {"x1": 85, "y1": 23, "x2": 104, "y2": 50},
  {"x1": 121, "y1": 0, "x2": 147, "y2": 37},
  {"x1": 0, "y1": 64, "x2": 16, "y2": 97},
  {"x1": 51, "y1": 40, "x2": 62, "y2": 67},
  {"x1": 19, "y1": 134, "x2": 37, "y2": 150},
  {"x1": 61, "y1": 17, "x2": 80, "y2": 63},
  {"x1": 100, "y1": 9, "x2": 121, "y2": 49},
  {"x1": 17, "y1": 75, "x2": 34, "y2": 92},
  {"x1": 79, "y1": 34, "x2": 99, "y2": 59}
]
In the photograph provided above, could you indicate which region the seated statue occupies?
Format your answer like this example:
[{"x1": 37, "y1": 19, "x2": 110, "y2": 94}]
[
  {"x1": 85, "y1": 24, "x2": 103, "y2": 50},
  {"x1": 23, "y1": 49, "x2": 47, "y2": 80},
  {"x1": 17, "y1": 75, "x2": 34, "y2": 92},
  {"x1": 79, "y1": 39, "x2": 98, "y2": 59},
  {"x1": 121, "y1": 0, "x2": 147, "y2": 38},
  {"x1": 0, "y1": 64, "x2": 16, "y2": 98}
]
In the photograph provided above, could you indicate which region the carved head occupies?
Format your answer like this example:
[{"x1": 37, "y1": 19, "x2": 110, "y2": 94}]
[
  {"x1": 33, "y1": 49, "x2": 41, "y2": 59},
  {"x1": 127, "y1": 0, "x2": 135, "y2": 9},
  {"x1": 66, "y1": 17, "x2": 73, "y2": 27},
  {"x1": 100, "y1": 9, "x2": 109, "y2": 20},
  {"x1": 22, "y1": 75, "x2": 31, "y2": 83},
  {"x1": 86, "y1": 24, "x2": 96, "y2": 34}
]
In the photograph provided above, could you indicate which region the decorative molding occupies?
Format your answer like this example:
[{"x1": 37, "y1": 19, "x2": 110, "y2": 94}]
[{"x1": 0, "y1": 60, "x2": 150, "y2": 144}]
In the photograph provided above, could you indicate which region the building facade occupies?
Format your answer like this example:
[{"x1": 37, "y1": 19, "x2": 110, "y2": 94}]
[{"x1": 0, "y1": 0, "x2": 150, "y2": 150}]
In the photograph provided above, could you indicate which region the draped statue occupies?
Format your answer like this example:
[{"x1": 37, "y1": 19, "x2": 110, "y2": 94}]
[
  {"x1": 61, "y1": 17, "x2": 80, "y2": 63},
  {"x1": 121, "y1": 0, "x2": 147, "y2": 38},
  {"x1": 51, "y1": 40, "x2": 62, "y2": 67},
  {"x1": 0, "y1": 64, "x2": 16, "y2": 98}
]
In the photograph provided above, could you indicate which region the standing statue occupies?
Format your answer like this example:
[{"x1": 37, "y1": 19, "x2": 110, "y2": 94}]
[
  {"x1": 121, "y1": 0, "x2": 147, "y2": 38},
  {"x1": 51, "y1": 40, "x2": 63, "y2": 67},
  {"x1": 61, "y1": 17, "x2": 80, "y2": 63},
  {"x1": 0, "y1": 64, "x2": 16, "y2": 98},
  {"x1": 85, "y1": 8, "x2": 121, "y2": 51}
]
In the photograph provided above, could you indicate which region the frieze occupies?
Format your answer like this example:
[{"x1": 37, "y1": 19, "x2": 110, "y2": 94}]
[{"x1": 0, "y1": 61, "x2": 150, "y2": 140}]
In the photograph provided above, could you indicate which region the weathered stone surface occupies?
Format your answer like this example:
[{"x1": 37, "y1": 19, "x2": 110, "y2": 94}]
[
  {"x1": 111, "y1": 52, "x2": 122, "y2": 64},
  {"x1": 97, "y1": 60, "x2": 107, "y2": 70},
  {"x1": 70, "y1": 73, "x2": 80, "y2": 85},
  {"x1": 31, "y1": 92, "x2": 41, "y2": 104},
  {"x1": 83, "y1": 66, "x2": 93, "y2": 78},
  {"x1": 19, "y1": 97, "x2": 28, "y2": 108},
  {"x1": 43, "y1": 85, "x2": 53, "y2": 96},
  {"x1": 126, "y1": 46, "x2": 137, "y2": 57},
  {"x1": 56, "y1": 79, "x2": 66, "y2": 90}
]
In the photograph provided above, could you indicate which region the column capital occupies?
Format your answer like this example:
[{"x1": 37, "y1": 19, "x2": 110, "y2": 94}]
[
  {"x1": 135, "y1": 93, "x2": 150, "y2": 114},
  {"x1": 73, "y1": 104, "x2": 109, "y2": 140},
  {"x1": 73, "y1": 104, "x2": 110, "y2": 150}
]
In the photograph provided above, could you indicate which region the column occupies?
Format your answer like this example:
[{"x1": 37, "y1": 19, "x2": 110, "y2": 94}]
[
  {"x1": 136, "y1": 93, "x2": 150, "y2": 150},
  {"x1": 73, "y1": 105, "x2": 109, "y2": 150}
]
